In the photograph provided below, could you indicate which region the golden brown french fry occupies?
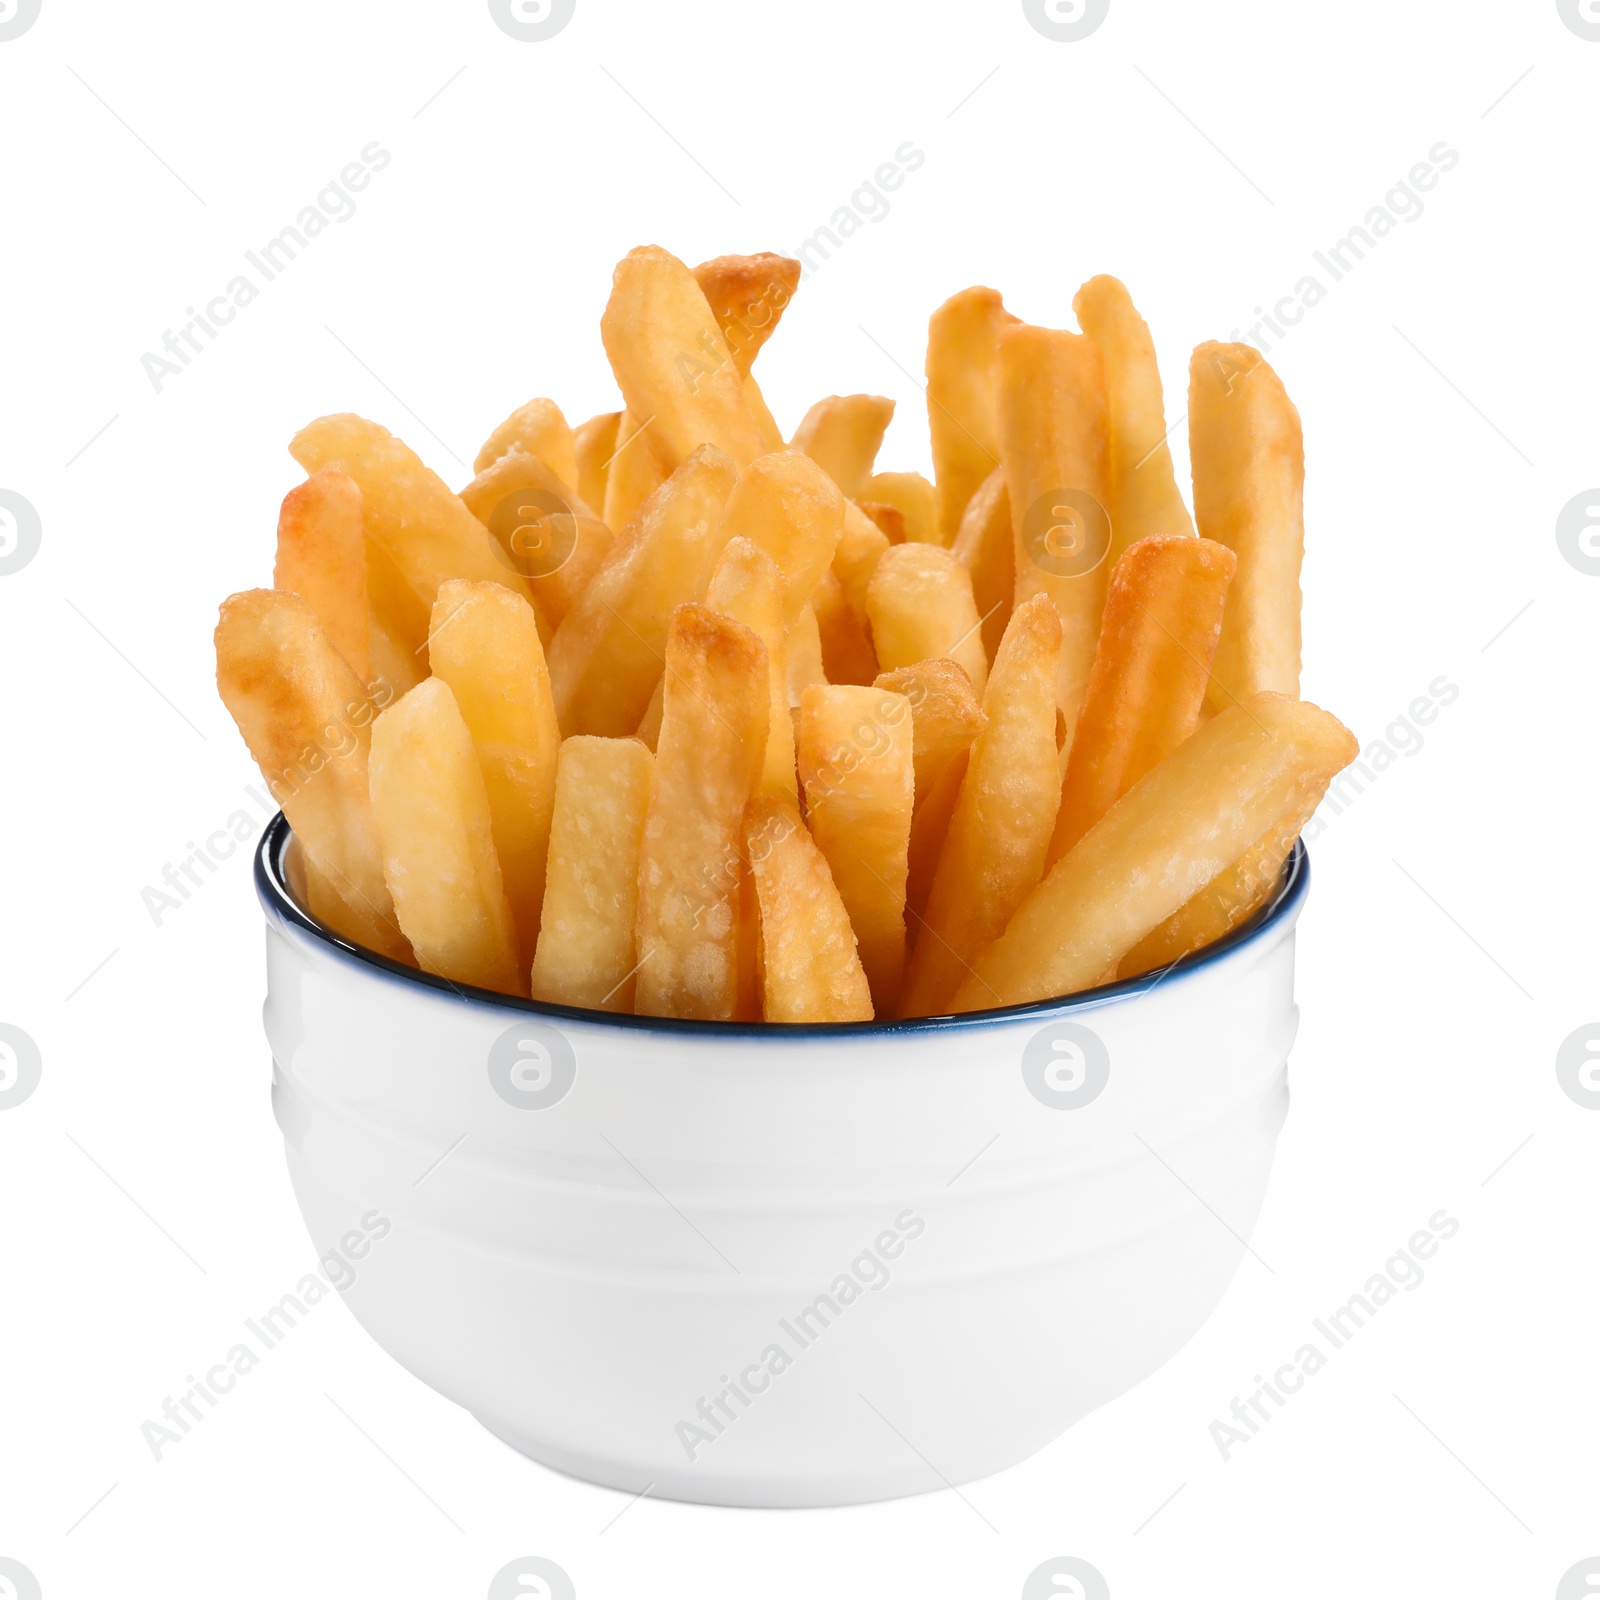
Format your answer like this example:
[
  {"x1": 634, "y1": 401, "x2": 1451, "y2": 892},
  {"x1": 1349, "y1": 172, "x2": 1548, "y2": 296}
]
[
  {"x1": 547, "y1": 445, "x2": 738, "y2": 736},
  {"x1": 572, "y1": 410, "x2": 622, "y2": 517},
  {"x1": 366, "y1": 613, "x2": 424, "y2": 701},
  {"x1": 1190, "y1": 341, "x2": 1304, "y2": 713},
  {"x1": 706, "y1": 538, "x2": 795, "y2": 801},
  {"x1": 996, "y1": 326, "x2": 1112, "y2": 733},
  {"x1": 744, "y1": 373, "x2": 785, "y2": 451},
  {"x1": 863, "y1": 470, "x2": 940, "y2": 546},
  {"x1": 290, "y1": 414, "x2": 539, "y2": 629},
  {"x1": 692, "y1": 252, "x2": 801, "y2": 377},
  {"x1": 273, "y1": 469, "x2": 370, "y2": 685},
  {"x1": 473, "y1": 396, "x2": 577, "y2": 485},
  {"x1": 428, "y1": 580, "x2": 560, "y2": 969},
  {"x1": 364, "y1": 535, "x2": 431, "y2": 670},
  {"x1": 369, "y1": 678, "x2": 521, "y2": 994},
  {"x1": 1049, "y1": 535, "x2": 1236, "y2": 863},
  {"x1": 635, "y1": 605, "x2": 768, "y2": 1019},
  {"x1": 719, "y1": 451, "x2": 845, "y2": 623},
  {"x1": 951, "y1": 693, "x2": 1358, "y2": 1011},
  {"x1": 603, "y1": 409, "x2": 669, "y2": 535},
  {"x1": 1073, "y1": 276, "x2": 1196, "y2": 559},
  {"x1": 530, "y1": 736, "x2": 654, "y2": 1010},
  {"x1": 811, "y1": 566, "x2": 878, "y2": 685},
  {"x1": 790, "y1": 394, "x2": 895, "y2": 497},
  {"x1": 1117, "y1": 777, "x2": 1323, "y2": 979},
  {"x1": 601, "y1": 245, "x2": 768, "y2": 473},
  {"x1": 873, "y1": 658, "x2": 986, "y2": 928},
  {"x1": 866, "y1": 543, "x2": 989, "y2": 694},
  {"x1": 459, "y1": 449, "x2": 612, "y2": 631},
  {"x1": 745, "y1": 797, "x2": 874, "y2": 1023},
  {"x1": 855, "y1": 500, "x2": 905, "y2": 544},
  {"x1": 951, "y1": 465, "x2": 1014, "y2": 662},
  {"x1": 216, "y1": 589, "x2": 405, "y2": 959},
  {"x1": 927, "y1": 286, "x2": 1016, "y2": 542},
  {"x1": 901, "y1": 595, "x2": 1062, "y2": 1016},
  {"x1": 787, "y1": 602, "x2": 827, "y2": 701},
  {"x1": 797, "y1": 684, "x2": 914, "y2": 1014},
  {"x1": 833, "y1": 500, "x2": 890, "y2": 621}
]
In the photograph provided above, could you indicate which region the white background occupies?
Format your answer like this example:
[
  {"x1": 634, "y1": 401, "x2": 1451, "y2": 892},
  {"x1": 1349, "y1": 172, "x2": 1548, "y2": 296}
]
[{"x1": 2, "y1": 1, "x2": 1596, "y2": 1595}]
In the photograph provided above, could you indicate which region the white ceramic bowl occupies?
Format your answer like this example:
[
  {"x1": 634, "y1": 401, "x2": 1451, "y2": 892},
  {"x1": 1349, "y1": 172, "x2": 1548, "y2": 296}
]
[{"x1": 256, "y1": 815, "x2": 1310, "y2": 1508}]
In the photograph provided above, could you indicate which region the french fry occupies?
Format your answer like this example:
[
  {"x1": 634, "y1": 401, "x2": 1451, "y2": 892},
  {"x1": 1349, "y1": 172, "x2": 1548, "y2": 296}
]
[
  {"x1": 572, "y1": 410, "x2": 622, "y2": 518},
  {"x1": 951, "y1": 464, "x2": 1014, "y2": 661},
  {"x1": 927, "y1": 286, "x2": 1016, "y2": 542},
  {"x1": 744, "y1": 374, "x2": 786, "y2": 451},
  {"x1": 786, "y1": 602, "x2": 827, "y2": 703},
  {"x1": 692, "y1": 252, "x2": 801, "y2": 377},
  {"x1": 369, "y1": 678, "x2": 521, "y2": 995},
  {"x1": 1117, "y1": 777, "x2": 1323, "y2": 979},
  {"x1": 364, "y1": 535, "x2": 431, "y2": 669},
  {"x1": 865, "y1": 543, "x2": 989, "y2": 694},
  {"x1": 996, "y1": 326, "x2": 1112, "y2": 734},
  {"x1": 1190, "y1": 341, "x2": 1304, "y2": 713},
  {"x1": 460, "y1": 449, "x2": 612, "y2": 631},
  {"x1": 833, "y1": 500, "x2": 890, "y2": 621},
  {"x1": 951, "y1": 693, "x2": 1358, "y2": 1011},
  {"x1": 719, "y1": 451, "x2": 845, "y2": 623},
  {"x1": 603, "y1": 409, "x2": 669, "y2": 535},
  {"x1": 473, "y1": 396, "x2": 578, "y2": 485},
  {"x1": 428, "y1": 580, "x2": 560, "y2": 969},
  {"x1": 797, "y1": 684, "x2": 914, "y2": 1014},
  {"x1": 273, "y1": 469, "x2": 370, "y2": 685},
  {"x1": 600, "y1": 244, "x2": 768, "y2": 473},
  {"x1": 216, "y1": 589, "x2": 405, "y2": 959},
  {"x1": 855, "y1": 500, "x2": 905, "y2": 543},
  {"x1": 863, "y1": 470, "x2": 940, "y2": 546},
  {"x1": 811, "y1": 566, "x2": 878, "y2": 685},
  {"x1": 634, "y1": 605, "x2": 768, "y2": 1019},
  {"x1": 901, "y1": 595, "x2": 1062, "y2": 1016},
  {"x1": 1049, "y1": 535, "x2": 1236, "y2": 863},
  {"x1": 790, "y1": 394, "x2": 895, "y2": 498},
  {"x1": 873, "y1": 658, "x2": 986, "y2": 928},
  {"x1": 290, "y1": 414, "x2": 539, "y2": 630},
  {"x1": 745, "y1": 797, "x2": 874, "y2": 1023},
  {"x1": 1073, "y1": 276, "x2": 1196, "y2": 559},
  {"x1": 530, "y1": 736, "x2": 654, "y2": 1010},
  {"x1": 706, "y1": 538, "x2": 795, "y2": 801},
  {"x1": 367, "y1": 613, "x2": 424, "y2": 700},
  {"x1": 547, "y1": 445, "x2": 739, "y2": 736}
]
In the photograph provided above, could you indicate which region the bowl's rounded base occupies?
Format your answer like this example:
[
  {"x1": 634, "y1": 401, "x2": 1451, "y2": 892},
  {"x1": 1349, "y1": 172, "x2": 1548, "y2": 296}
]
[{"x1": 474, "y1": 1414, "x2": 1052, "y2": 1509}]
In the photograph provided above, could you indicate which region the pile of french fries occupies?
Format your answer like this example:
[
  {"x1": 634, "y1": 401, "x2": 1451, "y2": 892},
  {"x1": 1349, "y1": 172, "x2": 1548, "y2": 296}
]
[{"x1": 217, "y1": 245, "x2": 1357, "y2": 1023}]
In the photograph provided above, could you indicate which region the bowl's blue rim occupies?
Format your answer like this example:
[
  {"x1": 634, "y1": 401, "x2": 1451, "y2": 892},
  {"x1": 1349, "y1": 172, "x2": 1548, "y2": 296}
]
[{"x1": 255, "y1": 812, "x2": 1309, "y2": 1039}]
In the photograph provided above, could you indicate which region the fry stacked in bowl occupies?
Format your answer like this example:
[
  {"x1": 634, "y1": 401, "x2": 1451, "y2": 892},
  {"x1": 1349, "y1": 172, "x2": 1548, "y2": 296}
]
[{"x1": 217, "y1": 247, "x2": 1356, "y2": 1022}]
